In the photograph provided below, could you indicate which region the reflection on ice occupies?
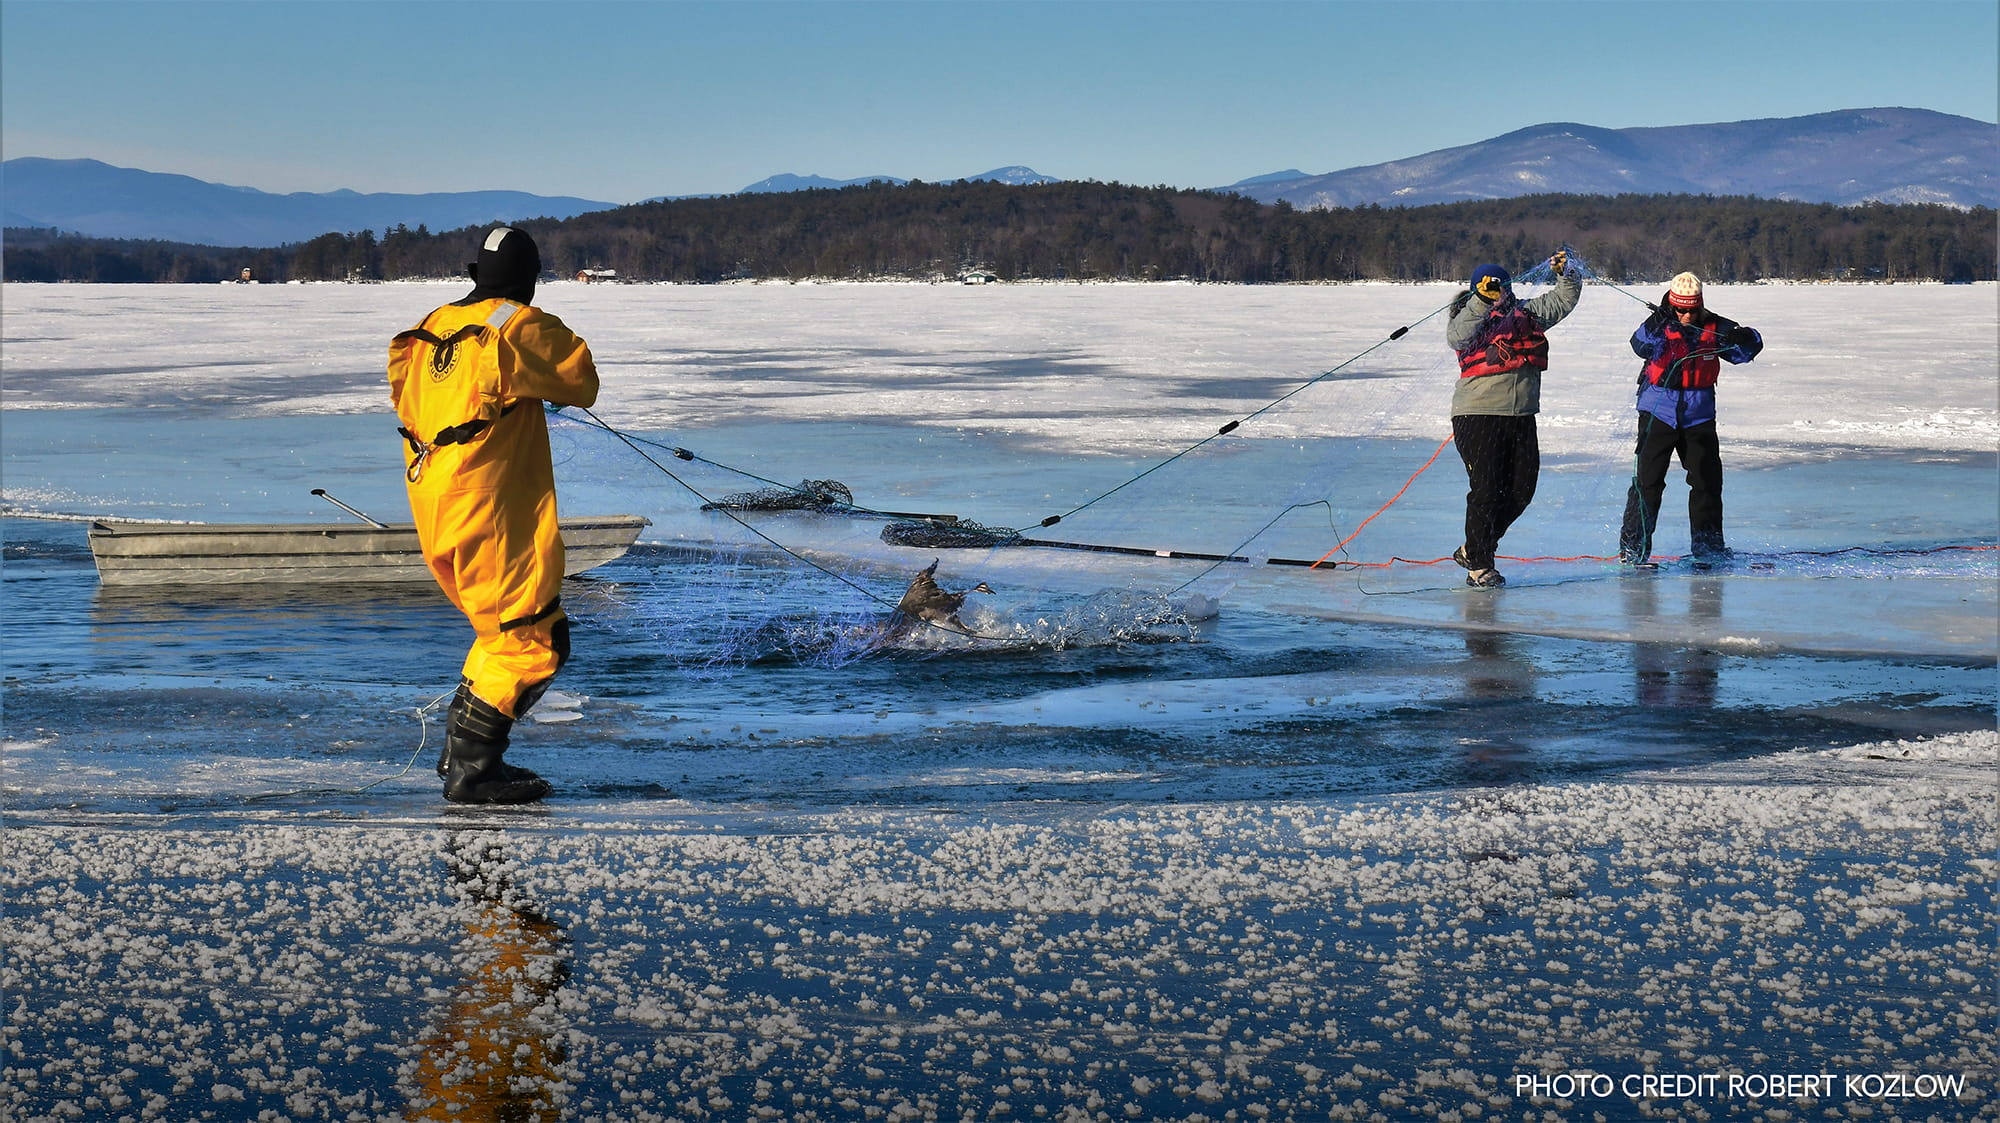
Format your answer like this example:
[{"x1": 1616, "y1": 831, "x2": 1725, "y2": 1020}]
[
  {"x1": 1624, "y1": 576, "x2": 1725, "y2": 708},
  {"x1": 409, "y1": 832, "x2": 573, "y2": 1122}
]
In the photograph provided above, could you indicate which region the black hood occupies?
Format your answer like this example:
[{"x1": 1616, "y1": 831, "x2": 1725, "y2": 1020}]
[{"x1": 462, "y1": 226, "x2": 540, "y2": 305}]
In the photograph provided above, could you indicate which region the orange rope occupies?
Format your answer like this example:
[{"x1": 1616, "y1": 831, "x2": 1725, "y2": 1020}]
[
  {"x1": 1325, "y1": 544, "x2": 1996, "y2": 571},
  {"x1": 1310, "y1": 435, "x2": 1453, "y2": 568},
  {"x1": 1304, "y1": 429, "x2": 2000, "y2": 573},
  {"x1": 1327, "y1": 551, "x2": 1626, "y2": 570}
]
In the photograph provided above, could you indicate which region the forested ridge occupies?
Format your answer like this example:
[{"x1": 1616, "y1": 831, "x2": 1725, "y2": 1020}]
[{"x1": 6, "y1": 180, "x2": 1993, "y2": 284}]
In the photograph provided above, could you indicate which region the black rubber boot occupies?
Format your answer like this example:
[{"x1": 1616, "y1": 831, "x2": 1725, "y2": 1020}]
[
  {"x1": 442, "y1": 688, "x2": 551, "y2": 805},
  {"x1": 437, "y1": 680, "x2": 474, "y2": 779}
]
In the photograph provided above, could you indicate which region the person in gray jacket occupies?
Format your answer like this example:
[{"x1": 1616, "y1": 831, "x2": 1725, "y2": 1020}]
[{"x1": 1444, "y1": 252, "x2": 1582, "y2": 587}]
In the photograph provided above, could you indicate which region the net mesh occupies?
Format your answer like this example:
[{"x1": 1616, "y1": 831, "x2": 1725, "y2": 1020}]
[
  {"x1": 702, "y1": 478, "x2": 855, "y2": 513},
  {"x1": 880, "y1": 517, "x2": 1023, "y2": 550}
]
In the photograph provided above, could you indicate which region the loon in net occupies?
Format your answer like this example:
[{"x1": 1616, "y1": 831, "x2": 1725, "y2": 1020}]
[{"x1": 891, "y1": 558, "x2": 993, "y2": 634}]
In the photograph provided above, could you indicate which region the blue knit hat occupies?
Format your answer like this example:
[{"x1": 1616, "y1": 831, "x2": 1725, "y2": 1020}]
[{"x1": 1469, "y1": 264, "x2": 1511, "y2": 299}]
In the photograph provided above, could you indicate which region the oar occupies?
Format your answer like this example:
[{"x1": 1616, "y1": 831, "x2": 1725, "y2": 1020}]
[{"x1": 311, "y1": 488, "x2": 389, "y2": 528}]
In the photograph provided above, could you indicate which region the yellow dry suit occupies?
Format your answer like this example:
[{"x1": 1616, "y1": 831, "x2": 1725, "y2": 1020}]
[{"x1": 387, "y1": 298, "x2": 598, "y2": 718}]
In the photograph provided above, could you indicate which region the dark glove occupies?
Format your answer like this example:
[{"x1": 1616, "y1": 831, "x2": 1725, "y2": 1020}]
[
  {"x1": 1548, "y1": 249, "x2": 1567, "y2": 277},
  {"x1": 1450, "y1": 289, "x2": 1474, "y2": 316},
  {"x1": 1726, "y1": 326, "x2": 1758, "y2": 349}
]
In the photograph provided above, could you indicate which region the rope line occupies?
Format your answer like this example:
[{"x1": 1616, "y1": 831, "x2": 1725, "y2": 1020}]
[
  {"x1": 575, "y1": 406, "x2": 1006, "y2": 643},
  {"x1": 996, "y1": 540, "x2": 1994, "y2": 574},
  {"x1": 1327, "y1": 541, "x2": 1996, "y2": 570},
  {"x1": 1015, "y1": 248, "x2": 1576, "y2": 565},
  {"x1": 1017, "y1": 299, "x2": 1461, "y2": 538},
  {"x1": 1164, "y1": 501, "x2": 1343, "y2": 596},
  {"x1": 1576, "y1": 265, "x2": 1666, "y2": 310},
  {"x1": 241, "y1": 688, "x2": 450, "y2": 803},
  {"x1": 554, "y1": 411, "x2": 932, "y2": 521},
  {"x1": 1148, "y1": 249, "x2": 1568, "y2": 576},
  {"x1": 1309, "y1": 435, "x2": 1455, "y2": 568}
]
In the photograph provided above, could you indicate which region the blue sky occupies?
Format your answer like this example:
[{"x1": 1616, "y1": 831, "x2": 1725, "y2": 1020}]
[{"x1": 4, "y1": 0, "x2": 1995, "y2": 204}]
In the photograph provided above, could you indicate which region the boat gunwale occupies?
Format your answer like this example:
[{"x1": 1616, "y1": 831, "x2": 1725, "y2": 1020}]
[{"x1": 86, "y1": 515, "x2": 649, "y2": 586}]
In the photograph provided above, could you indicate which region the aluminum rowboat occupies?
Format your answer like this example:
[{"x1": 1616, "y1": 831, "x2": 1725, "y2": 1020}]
[{"x1": 86, "y1": 515, "x2": 649, "y2": 586}]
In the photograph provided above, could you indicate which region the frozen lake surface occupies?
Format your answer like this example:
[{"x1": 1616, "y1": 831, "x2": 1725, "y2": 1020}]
[{"x1": 3, "y1": 281, "x2": 1995, "y2": 1120}]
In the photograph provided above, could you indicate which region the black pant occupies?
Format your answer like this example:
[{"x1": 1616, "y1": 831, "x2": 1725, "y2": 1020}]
[
  {"x1": 1620, "y1": 415, "x2": 1725, "y2": 561},
  {"x1": 1451, "y1": 414, "x2": 1539, "y2": 570}
]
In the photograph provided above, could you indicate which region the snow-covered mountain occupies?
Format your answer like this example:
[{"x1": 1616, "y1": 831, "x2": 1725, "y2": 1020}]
[
  {"x1": 963, "y1": 166, "x2": 1062, "y2": 186},
  {"x1": 1, "y1": 158, "x2": 620, "y2": 247},
  {"x1": 737, "y1": 172, "x2": 909, "y2": 193},
  {"x1": 1222, "y1": 108, "x2": 1997, "y2": 210},
  {"x1": 738, "y1": 165, "x2": 1058, "y2": 193}
]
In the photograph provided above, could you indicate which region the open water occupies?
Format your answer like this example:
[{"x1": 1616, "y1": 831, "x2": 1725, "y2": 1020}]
[{"x1": 5, "y1": 400, "x2": 1994, "y2": 819}]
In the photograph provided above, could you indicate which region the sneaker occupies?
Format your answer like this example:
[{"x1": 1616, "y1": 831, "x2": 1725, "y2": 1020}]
[
  {"x1": 1452, "y1": 545, "x2": 1475, "y2": 571},
  {"x1": 1465, "y1": 568, "x2": 1505, "y2": 588}
]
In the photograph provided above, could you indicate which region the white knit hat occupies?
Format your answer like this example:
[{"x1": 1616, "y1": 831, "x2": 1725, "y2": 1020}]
[{"x1": 1668, "y1": 272, "x2": 1703, "y2": 309}]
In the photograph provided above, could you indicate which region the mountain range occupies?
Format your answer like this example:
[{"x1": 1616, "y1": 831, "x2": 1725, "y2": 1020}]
[
  {"x1": 0, "y1": 158, "x2": 620, "y2": 248},
  {"x1": 3, "y1": 108, "x2": 1990, "y2": 248},
  {"x1": 737, "y1": 166, "x2": 1061, "y2": 194},
  {"x1": 1221, "y1": 108, "x2": 1996, "y2": 211}
]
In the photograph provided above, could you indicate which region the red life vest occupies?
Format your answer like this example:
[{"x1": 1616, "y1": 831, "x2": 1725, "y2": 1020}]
[
  {"x1": 1642, "y1": 320, "x2": 1724, "y2": 389},
  {"x1": 1456, "y1": 301, "x2": 1550, "y2": 379}
]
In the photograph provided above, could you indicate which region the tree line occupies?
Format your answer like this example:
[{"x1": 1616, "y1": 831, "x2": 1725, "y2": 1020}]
[{"x1": 5, "y1": 181, "x2": 1993, "y2": 285}]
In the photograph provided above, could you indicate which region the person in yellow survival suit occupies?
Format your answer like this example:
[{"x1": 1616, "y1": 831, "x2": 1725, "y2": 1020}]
[{"x1": 387, "y1": 226, "x2": 598, "y2": 804}]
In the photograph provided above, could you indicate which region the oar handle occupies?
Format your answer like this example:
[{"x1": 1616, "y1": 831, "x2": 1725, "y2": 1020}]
[{"x1": 311, "y1": 488, "x2": 389, "y2": 528}]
